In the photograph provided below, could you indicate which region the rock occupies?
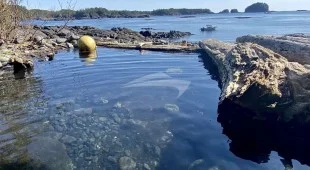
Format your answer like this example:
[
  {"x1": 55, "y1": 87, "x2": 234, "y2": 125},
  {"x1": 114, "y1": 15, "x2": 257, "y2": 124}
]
[
  {"x1": 99, "y1": 117, "x2": 107, "y2": 122},
  {"x1": 152, "y1": 30, "x2": 192, "y2": 39},
  {"x1": 74, "y1": 108, "x2": 93, "y2": 115},
  {"x1": 56, "y1": 38, "x2": 67, "y2": 44},
  {"x1": 199, "y1": 39, "x2": 310, "y2": 122},
  {"x1": 13, "y1": 37, "x2": 23, "y2": 44},
  {"x1": 68, "y1": 34, "x2": 80, "y2": 41},
  {"x1": 112, "y1": 114, "x2": 121, "y2": 124},
  {"x1": 47, "y1": 53, "x2": 55, "y2": 61},
  {"x1": 27, "y1": 137, "x2": 73, "y2": 170},
  {"x1": 108, "y1": 156, "x2": 117, "y2": 163},
  {"x1": 188, "y1": 159, "x2": 205, "y2": 170},
  {"x1": 66, "y1": 42, "x2": 74, "y2": 48},
  {"x1": 164, "y1": 104, "x2": 180, "y2": 113},
  {"x1": 119, "y1": 157, "x2": 136, "y2": 170},
  {"x1": 34, "y1": 35, "x2": 44, "y2": 42},
  {"x1": 140, "y1": 30, "x2": 153, "y2": 37},
  {"x1": 144, "y1": 163, "x2": 151, "y2": 170},
  {"x1": 237, "y1": 34, "x2": 310, "y2": 65},
  {"x1": 71, "y1": 40, "x2": 78, "y2": 48},
  {"x1": 61, "y1": 135, "x2": 77, "y2": 144},
  {"x1": 0, "y1": 56, "x2": 10, "y2": 63},
  {"x1": 57, "y1": 28, "x2": 71, "y2": 37},
  {"x1": 0, "y1": 39, "x2": 4, "y2": 46}
]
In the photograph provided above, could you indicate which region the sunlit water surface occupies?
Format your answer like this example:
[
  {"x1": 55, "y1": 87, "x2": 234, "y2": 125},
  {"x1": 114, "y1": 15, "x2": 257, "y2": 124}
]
[{"x1": 1, "y1": 11, "x2": 310, "y2": 170}]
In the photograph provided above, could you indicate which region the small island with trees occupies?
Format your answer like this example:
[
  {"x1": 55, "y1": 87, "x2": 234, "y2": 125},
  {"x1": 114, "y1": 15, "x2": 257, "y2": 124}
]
[
  {"x1": 245, "y1": 2, "x2": 269, "y2": 13},
  {"x1": 26, "y1": 2, "x2": 273, "y2": 20}
]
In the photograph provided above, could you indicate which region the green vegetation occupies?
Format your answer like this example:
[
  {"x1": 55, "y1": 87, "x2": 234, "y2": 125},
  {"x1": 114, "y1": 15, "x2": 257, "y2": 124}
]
[
  {"x1": 219, "y1": 9, "x2": 229, "y2": 14},
  {"x1": 230, "y1": 9, "x2": 239, "y2": 13},
  {"x1": 245, "y1": 2, "x2": 269, "y2": 13},
  {"x1": 29, "y1": 7, "x2": 214, "y2": 20}
]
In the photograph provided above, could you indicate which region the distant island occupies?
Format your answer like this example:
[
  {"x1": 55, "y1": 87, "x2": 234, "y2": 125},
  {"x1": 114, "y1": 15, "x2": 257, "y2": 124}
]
[
  {"x1": 30, "y1": 8, "x2": 214, "y2": 20},
  {"x1": 245, "y1": 2, "x2": 269, "y2": 13},
  {"x1": 22, "y1": 2, "x2": 274, "y2": 20}
]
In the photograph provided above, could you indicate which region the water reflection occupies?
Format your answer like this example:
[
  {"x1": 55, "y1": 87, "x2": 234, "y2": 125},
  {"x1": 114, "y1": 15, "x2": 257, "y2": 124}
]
[
  {"x1": 0, "y1": 69, "x2": 47, "y2": 168},
  {"x1": 217, "y1": 100, "x2": 310, "y2": 168},
  {"x1": 199, "y1": 53, "x2": 310, "y2": 169},
  {"x1": 78, "y1": 51, "x2": 98, "y2": 64}
]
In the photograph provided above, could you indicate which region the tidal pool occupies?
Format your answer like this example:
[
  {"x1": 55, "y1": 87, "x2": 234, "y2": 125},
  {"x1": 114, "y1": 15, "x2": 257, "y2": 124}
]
[{"x1": 0, "y1": 48, "x2": 309, "y2": 170}]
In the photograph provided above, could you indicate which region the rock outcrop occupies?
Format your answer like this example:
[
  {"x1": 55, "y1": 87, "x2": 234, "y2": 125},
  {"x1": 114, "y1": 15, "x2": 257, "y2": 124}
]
[
  {"x1": 199, "y1": 39, "x2": 310, "y2": 123},
  {"x1": 237, "y1": 34, "x2": 310, "y2": 65}
]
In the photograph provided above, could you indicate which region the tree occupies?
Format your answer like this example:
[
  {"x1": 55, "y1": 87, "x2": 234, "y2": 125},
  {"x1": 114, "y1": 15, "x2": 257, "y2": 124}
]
[
  {"x1": 245, "y1": 2, "x2": 269, "y2": 13},
  {"x1": 230, "y1": 9, "x2": 239, "y2": 13},
  {"x1": 219, "y1": 9, "x2": 229, "y2": 14}
]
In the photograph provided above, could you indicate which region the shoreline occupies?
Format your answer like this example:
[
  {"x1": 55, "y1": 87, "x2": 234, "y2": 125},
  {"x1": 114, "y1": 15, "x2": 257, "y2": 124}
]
[{"x1": 1, "y1": 25, "x2": 310, "y2": 126}]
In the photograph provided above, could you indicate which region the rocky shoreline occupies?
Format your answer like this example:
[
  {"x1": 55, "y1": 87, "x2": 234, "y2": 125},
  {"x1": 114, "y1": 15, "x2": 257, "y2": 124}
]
[
  {"x1": 1, "y1": 25, "x2": 310, "y2": 124},
  {"x1": 0, "y1": 26, "x2": 198, "y2": 75}
]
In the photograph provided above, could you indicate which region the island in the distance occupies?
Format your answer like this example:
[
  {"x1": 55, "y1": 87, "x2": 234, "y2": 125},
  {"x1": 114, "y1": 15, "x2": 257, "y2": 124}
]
[
  {"x1": 245, "y1": 2, "x2": 269, "y2": 13},
  {"x1": 25, "y1": 2, "x2": 272, "y2": 20}
]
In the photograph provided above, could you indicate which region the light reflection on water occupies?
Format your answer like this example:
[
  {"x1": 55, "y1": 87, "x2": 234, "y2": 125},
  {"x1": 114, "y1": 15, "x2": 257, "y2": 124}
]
[{"x1": 0, "y1": 48, "x2": 309, "y2": 170}]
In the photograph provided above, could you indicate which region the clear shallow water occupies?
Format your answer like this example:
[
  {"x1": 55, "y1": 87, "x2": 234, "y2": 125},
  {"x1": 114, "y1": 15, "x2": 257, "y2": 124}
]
[
  {"x1": 1, "y1": 48, "x2": 310, "y2": 170},
  {"x1": 2, "y1": 12, "x2": 310, "y2": 170},
  {"x1": 34, "y1": 11, "x2": 310, "y2": 42}
]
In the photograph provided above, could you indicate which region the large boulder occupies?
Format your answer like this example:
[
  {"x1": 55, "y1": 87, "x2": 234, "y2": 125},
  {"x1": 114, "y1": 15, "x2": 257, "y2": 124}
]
[{"x1": 199, "y1": 39, "x2": 310, "y2": 123}]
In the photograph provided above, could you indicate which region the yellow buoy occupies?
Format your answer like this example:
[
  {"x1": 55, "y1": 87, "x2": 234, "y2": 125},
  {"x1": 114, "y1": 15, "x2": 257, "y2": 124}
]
[{"x1": 78, "y1": 35, "x2": 97, "y2": 52}]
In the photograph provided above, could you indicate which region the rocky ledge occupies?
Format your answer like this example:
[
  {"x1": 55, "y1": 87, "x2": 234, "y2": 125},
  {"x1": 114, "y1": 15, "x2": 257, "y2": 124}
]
[
  {"x1": 199, "y1": 35, "x2": 310, "y2": 124},
  {"x1": 0, "y1": 26, "x2": 197, "y2": 76}
]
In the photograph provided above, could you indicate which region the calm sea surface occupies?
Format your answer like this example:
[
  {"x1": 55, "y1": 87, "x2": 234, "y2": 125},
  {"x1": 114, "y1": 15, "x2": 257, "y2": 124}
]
[
  {"x1": 1, "y1": 12, "x2": 310, "y2": 170},
  {"x1": 34, "y1": 11, "x2": 310, "y2": 42}
]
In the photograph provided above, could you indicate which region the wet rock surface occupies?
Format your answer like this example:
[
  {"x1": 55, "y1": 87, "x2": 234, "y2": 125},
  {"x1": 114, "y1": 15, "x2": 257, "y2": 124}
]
[{"x1": 199, "y1": 39, "x2": 310, "y2": 122}]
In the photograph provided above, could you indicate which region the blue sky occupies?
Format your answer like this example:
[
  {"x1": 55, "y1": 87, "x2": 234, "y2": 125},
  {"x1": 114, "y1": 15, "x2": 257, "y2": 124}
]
[{"x1": 23, "y1": 0, "x2": 310, "y2": 12}]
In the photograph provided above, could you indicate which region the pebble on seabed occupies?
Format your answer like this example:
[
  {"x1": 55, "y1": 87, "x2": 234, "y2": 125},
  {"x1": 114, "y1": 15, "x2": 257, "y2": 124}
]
[
  {"x1": 164, "y1": 103, "x2": 180, "y2": 113},
  {"x1": 119, "y1": 156, "x2": 137, "y2": 170}
]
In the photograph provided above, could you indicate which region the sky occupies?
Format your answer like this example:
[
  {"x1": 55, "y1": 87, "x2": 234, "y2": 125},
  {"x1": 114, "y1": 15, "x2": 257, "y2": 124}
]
[{"x1": 23, "y1": 0, "x2": 310, "y2": 12}]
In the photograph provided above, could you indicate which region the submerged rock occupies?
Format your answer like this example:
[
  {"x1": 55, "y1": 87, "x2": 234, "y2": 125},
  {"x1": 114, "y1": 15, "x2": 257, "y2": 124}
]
[
  {"x1": 199, "y1": 39, "x2": 310, "y2": 122},
  {"x1": 27, "y1": 137, "x2": 73, "y2": 170},
  {"x1": 164, "y1": 104, "x2": 180, "y2": 113},
  {"x1": 119, "y1": 157, "x2": 136, "y2": 170}
]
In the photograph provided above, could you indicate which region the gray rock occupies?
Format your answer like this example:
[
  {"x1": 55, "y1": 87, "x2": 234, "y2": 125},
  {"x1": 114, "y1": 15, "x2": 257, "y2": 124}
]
[
  {"x1": 13, "y1": 37, "x2": 23, "y2": 44},
  {"x1": 164, "y1": 104, "x2": 180, "y2": 113},
  {"x1": 189, "y1": 159, "x2": 205, "y2": 170},
  {"x1": 99, "y1": 117, "x2": 107, "y2": 122},
  {"x1": 68, "y1": 34, "x2": 80, "y2": 41},
  {"x1": 66, "y1": 42, "x2": 74, "y2": 48},
  {"x1": 27, "y1": 137, "x2": 73, "y2": 170},
  {"x1": 0, "y1": 39, "x2": 4, "y2": 46},
  {"x1": 112, "y1": 114, "x2": 121, "y2": 124},
  {"x1": 61, "y1": 135, "x2": 77, "y2": 144},
  {"x1": 108, "y1": 156, "x2": 117, "y2": 163},
  {"x1": 199, "y1": 39, "x2": 310, "y2": 122},
  {"x1": 57, "y1": 28, "x2": 71, "y2": 37},
  {"x1": 71, "y1": 40, "x2": 78, "y2": 48},
  {"x1": 119, "y1": 157, "x2": 136, "y2": 170},
  {"x1": 56, "y1": 38, "x2": 67, "y2": 44},
  {"x1": 34, "y1": 35, "x2": 44, "y2": 42},
  {"x1": 74, "y1": 108, "x2": 93, "y2": 115},
  {"x1": 144, "y1": 163, "x2": 151, "y2": 170}
]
